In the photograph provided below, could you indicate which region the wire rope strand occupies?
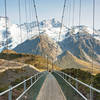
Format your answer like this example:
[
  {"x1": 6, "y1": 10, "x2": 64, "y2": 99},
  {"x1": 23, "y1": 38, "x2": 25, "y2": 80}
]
[
  {"x1": 4, "y1": 0, "x2": 8, "y2": 50},
  {"x1": 91, "y1": 0, "x2": 95, "y2": 85},
  {"x1": 58, "y1": 0, "x2": 67, "y2": 40},
  {"x1": 32, "y1": 0, "x2": 42, "y2": 55},
  {"x1": 76, "y1": 0, "x2": 82, "y2": 79},
  {"x1": 29, "y1": 0, "x2": 32, "y2": 33},
  {"x1": 72, "y1": 0, "x2": 75, "y2": 27},
  {"x1": 32, "y1": 0, "x2": 40, "y2": 35},
  {"x1": 18, "y1": 0, "x2": 22, "y2": 43},
  {"x1": 68, "y1": 0, "x2": 72, "y2": 29},
  {"x1": 24, "y1": 0, "x2": 28, "y2": 39}
]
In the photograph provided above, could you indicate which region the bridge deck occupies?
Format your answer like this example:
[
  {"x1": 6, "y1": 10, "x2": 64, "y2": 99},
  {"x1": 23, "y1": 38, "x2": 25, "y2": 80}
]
[{"x1": 36, "y1": 73, "x2": 66, "y2": 100}]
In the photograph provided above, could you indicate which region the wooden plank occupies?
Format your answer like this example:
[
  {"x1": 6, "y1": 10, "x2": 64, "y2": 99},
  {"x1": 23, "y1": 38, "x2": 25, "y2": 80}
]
[{"x1": 36, "y1": 73, "x2": 66, "y2": 100}]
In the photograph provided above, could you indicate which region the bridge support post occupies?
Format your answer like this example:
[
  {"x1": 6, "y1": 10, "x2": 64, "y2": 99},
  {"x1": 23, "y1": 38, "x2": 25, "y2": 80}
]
[
  {"x1": 75, "y1": 80, "x2": 78, "y2": 90},
  {"x1": 64, "y1": 75, "x2": 66, "y2": 80},
  {"x1": 31, "y1": 77, "x2": 33, "y2": 85},
  {"x1": 68, "y1": 78, "x2": 71, "y2": 83},
  {"x1": 24, "y1": 80, "x2": 26, "y2": 91},
  {"x1": 90, "y1": 84, "x2": 93, "y2": 100},
  {"x1": 35, "y1": 75, "x2": 37, "y2": 81},
  {"x1": 8, "y1": 86, "x2": 12, "y2": 100},
  {"x1": 63, "y1": 74, "x2": 65, "y2": 79}
]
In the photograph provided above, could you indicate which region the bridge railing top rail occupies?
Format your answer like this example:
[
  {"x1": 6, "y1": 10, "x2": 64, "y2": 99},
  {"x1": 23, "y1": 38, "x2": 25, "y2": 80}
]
[
  {"x1": 16, "y1": 71, "x2": 47, "y2": 100},
  {"x1": 54, "y1": 70, "x2": 100, "y2": 93},
  {"x1": 0, "y1": 71, "x2": 45, "y2": 96}
]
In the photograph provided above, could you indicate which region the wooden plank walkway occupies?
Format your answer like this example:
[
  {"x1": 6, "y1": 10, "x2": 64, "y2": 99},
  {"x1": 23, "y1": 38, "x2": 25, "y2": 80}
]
[{"x1": 36, "y1": 73, "x2": 66, "y2": 100}]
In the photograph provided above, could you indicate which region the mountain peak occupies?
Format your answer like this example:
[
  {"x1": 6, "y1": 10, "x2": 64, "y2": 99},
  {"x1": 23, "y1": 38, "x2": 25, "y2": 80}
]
[
  {"x1": 70, "y1": 25, "x2": 94, "y2": 35},
  {"x1": 40, "y1": 18, "x2": 62, "y2": 28}
]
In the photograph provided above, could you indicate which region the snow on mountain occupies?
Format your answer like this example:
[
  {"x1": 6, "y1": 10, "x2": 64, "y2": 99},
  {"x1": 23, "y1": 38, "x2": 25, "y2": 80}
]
[
  {"x1": 0, "y1": 17, "x2": 100, "y2": 52},
  {"x1": 0, "y1": 17, "x2": 68, "y2": 51},
  {"x1": 0, "y1": 17, "x2": 30, "y2": 50},
  {"x1": 68, "y1": 25, "x2": 100, "y2": 41},
  {"x1": 70, "y1": 25, "x2": 94, "y2": 34}
]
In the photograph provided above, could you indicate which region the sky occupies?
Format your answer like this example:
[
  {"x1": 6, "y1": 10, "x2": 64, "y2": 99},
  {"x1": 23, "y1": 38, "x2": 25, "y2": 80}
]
[{"x1": 0, "y1": 0, "x2": 100, "y2": 29}]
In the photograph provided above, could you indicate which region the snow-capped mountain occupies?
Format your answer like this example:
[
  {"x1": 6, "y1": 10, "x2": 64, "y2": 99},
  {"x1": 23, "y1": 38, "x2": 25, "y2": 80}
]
[
  {"x1": 0, "y1": 17, "x2": 67, "y2": 51},
  {"x1": 1, "y1": 17, "x2": 100, "y2": 51},
  {"x1": 14, "y1": 34, "x2": 62, "y2": 60},
  {"x1": 0, "y1": 17, "x2": 29, "y2": 51},
  {"x1": 0, "y1": 17, "x2": 100, "y2": 64}
]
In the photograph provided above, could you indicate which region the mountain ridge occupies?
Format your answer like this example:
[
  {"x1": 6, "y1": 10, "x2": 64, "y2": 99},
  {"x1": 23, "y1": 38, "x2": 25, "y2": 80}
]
[{"x1": 0, "y1": 17, "x2": 100, "y2": 65}]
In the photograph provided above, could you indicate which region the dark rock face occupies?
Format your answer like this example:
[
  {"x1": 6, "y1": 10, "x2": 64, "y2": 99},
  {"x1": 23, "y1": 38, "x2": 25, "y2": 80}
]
[
  {"x1": 58, "y1": 33, "x2": 100, "y2": 63},
  {"x1": 14, "y1": 34, "x2": 62, "y2": 60}
]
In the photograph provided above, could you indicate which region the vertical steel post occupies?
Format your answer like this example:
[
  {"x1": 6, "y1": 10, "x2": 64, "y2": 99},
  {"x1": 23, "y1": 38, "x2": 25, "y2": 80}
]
[
  {"x1": 68, "y1": 78, "x2": 71, "y2": 83},
  {"x1": 52, "y1": 58, "x2": 53, "y2": 71},
  {"x1": 24, "y1": 80, "x2": 26, "y2": 91},
  {"x1": 47, "y1": 56, "x2": 48, "y2": 71},
  {"x1": 31, "y1": 77, "x2": 33, "y2": 85},
  {"x1": 63, "y1": 73, "x2": 64, "y2": 79},
  {"x1": 90, "y1": 84, "x2": 93, "y2": 100},
  {"x1": 34, "y1": 75, "x2": 36, "y2": 81},
  {"x1": 63, "y1": 73, "x2": 65, "y2": 79},
  {"x1": 65, "y1": 75, "x2": 66, "y2": 80},
  {"x1": 75, "y1": 79, "x2": 78, "y2": 90},
  {"x1": 8, "y1": 86, "x2": 12, "y2": 100},
  {"x1": 35, "y1": 75, "x2": 37, "y2": 81}
]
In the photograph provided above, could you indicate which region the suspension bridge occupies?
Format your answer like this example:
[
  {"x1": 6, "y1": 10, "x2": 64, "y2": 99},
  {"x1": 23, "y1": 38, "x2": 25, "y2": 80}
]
[{"x1": 0, "y1": 0, "x2": 100, "y2": 100}]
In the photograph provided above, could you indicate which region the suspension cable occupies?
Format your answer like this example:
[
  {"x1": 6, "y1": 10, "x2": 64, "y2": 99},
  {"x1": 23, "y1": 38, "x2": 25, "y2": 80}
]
[
  {"x1": 92, "y1": 0, "x2": 95, "y2": 75},
  {"x1": 72, "y1": 0, "x2": 75, "y2": 77},
  {"x1": 32, "y1": 0, "x2": 42, "y2": 56},
  {"x1": 76, "y1": 0, "x2": 82, "y2": 80},
  {"x1": 68, "y1": 0, "x2": 72, "y2": 77},
  {"x1": 68, "y1": 0, "x2": 72, "y2": 28},
  {"x1": 18, "y1": 0, "x2": 22, "y2": 43},
  {"x1": 66, "y1": 0, "x2": 69, "y2": 28},
  {"x1": 29, "y1": 0, "x2": 32, "y2": 33},
  {"x1": 4, "y1": 0, "x2": 8, "y2": 50},
  {"x1": 72, "y1": 0, "x2": 75, "y2": 27},
  {"x1": 89, "y1": 1, "x2": 95, "y2": 99},
  {"x1": 32, "y1": 0, "x2": 40, "y2": 35},
  {"x1": 24, "y1": 0, "x2": 28, "y2": 39},
  {"x1": 79, "y1": 0, "x2": 82, "y2": 32},
  {"x1": 4, "y1": 0, "x2": 10, "y2": 85},
  {"x1": 55, "y1": 0, "x2": 67, "y2": 62},
  {"x1": 91, "y1": 0, "x2": 95, "y2": 84},
  {"x1": 55, "y1": 0, "x2": 67, "y2": 68},
  {"x1": 31, "y1": 0, "x2": 35, "y2": 25},
  {"x1": 58, "y1": 0, "x2": 67, "y2": 40}
]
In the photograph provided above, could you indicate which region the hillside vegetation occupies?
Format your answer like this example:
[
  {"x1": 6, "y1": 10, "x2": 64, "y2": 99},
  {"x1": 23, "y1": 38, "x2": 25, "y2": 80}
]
[
  {"x1": 61, "y1": 68, "x2": 100, "y2": 100},
  {"x1": 0, "y1": 50, "x2": 61, "y2": 93},
  {"x1": 0, "y1": 50, "x2": 61, "y2": 71},
  {"x1": 56, "y1": 51, "x2": 100, "y2": 74}
]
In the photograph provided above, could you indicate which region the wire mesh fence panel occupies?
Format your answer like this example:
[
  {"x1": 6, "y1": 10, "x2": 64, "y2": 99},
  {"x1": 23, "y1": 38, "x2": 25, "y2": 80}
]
[
  {"x1": 17, "y1": 72, "x2": 47, "y2": 100},
  {"x1": 52, "y1": 72, "x2": 86, "y2": 100}
]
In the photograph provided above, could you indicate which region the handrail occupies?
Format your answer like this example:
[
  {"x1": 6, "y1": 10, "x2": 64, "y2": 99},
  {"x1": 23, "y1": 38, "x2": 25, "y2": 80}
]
[
  {"x1": 0, "y1": 71, "x2": 44, "y2": 96},
  {"x1": 55, "y1": 71, "x2": 100, "y2": 93},
  {"x1": 16, "y1": 71, "x2": 46, "y2": 100},
  {"x1": 54, "y1": 71, "x2": 87, "y2": 100}
]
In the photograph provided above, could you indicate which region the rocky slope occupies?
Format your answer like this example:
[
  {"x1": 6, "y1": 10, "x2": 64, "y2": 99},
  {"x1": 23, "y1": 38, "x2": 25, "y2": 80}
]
[
  {"x1": 59, "y1": 32, "x2": 100, "y2": 63},
  {"x1": 0, "y1": 17, "x2": 100, "y2": 65},
  {"x1": 55, "y1": 51, "x2": 100, "y2": 74},
  {"x1": 14, "y1": 34, "x2": 62, "y2": 60}
]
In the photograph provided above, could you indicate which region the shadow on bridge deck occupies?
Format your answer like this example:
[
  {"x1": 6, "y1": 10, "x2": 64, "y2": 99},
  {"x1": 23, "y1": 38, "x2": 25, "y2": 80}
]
[{"x1": 36, "y1": 73, "x2": 66, "y2": 100}]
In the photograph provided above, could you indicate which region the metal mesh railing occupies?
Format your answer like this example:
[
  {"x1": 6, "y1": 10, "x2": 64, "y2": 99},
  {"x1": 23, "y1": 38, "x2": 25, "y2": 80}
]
[
  {"x1": 52, "y1": 71, "x2": 100, "y2": 100},
  {"x1": 0, "y1": 71, "x2": 47, "y2": 100},
  {"x1": 16, "y1": 71, "x2": 48, "y2": 100}
]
